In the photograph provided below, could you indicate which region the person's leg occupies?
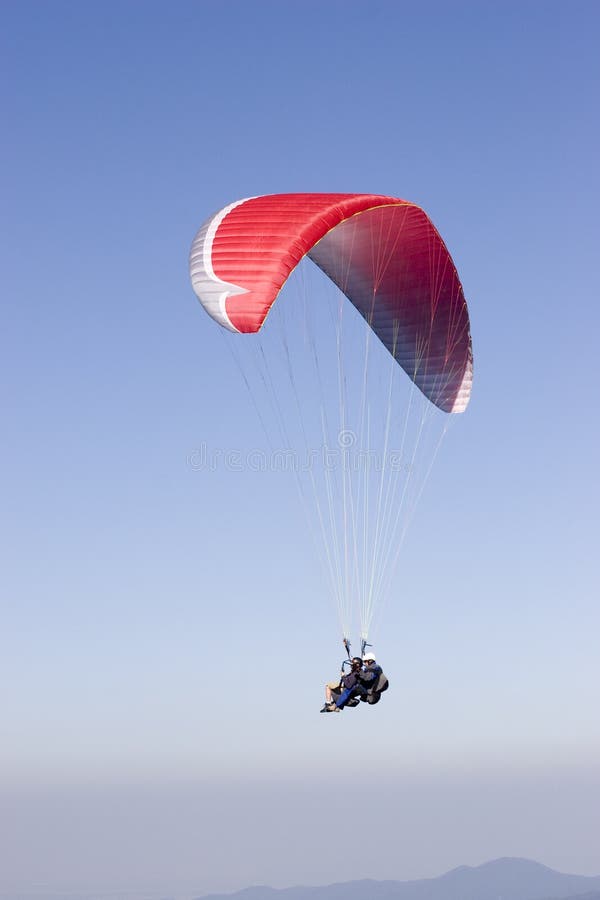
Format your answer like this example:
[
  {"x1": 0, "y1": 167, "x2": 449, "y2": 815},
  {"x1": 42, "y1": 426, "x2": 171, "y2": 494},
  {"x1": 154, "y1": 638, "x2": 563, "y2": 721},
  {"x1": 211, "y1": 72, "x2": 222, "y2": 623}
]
[
  {"x1": 321, "y1": 684, "x2": 341, "y2": 712},
  {"x1": 325, "y1": 682, "x2": 335, "y2": 703},
  {"x1": 335, "y1": 687, "x2": 354, "y2": 709}
]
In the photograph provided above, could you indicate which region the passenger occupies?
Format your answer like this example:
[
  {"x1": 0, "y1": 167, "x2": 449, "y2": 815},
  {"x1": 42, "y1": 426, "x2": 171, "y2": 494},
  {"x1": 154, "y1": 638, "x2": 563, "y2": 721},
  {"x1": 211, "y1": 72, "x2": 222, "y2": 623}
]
[{"x1": 320, "y1": 657, "x2": 364, "y2": 713}]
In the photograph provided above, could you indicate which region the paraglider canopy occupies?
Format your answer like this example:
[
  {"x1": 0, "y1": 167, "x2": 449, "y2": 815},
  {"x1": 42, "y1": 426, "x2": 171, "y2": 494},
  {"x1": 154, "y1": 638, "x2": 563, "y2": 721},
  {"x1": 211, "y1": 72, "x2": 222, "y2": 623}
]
[{"x1": 190, "y1": 193, "x2": 472, "y2": 413}]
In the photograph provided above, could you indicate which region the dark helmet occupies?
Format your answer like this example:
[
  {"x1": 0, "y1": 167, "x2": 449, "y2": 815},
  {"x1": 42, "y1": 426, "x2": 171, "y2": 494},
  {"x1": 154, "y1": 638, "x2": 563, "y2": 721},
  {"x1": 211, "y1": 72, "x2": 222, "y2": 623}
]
[{"x1": 351, "y1": 656, "x2": 363, "y2": 669}]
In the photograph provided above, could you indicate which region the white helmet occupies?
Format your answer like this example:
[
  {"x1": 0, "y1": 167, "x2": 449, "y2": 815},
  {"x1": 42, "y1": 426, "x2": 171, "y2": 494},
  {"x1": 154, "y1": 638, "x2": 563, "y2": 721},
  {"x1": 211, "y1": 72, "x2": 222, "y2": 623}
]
[{"x1": 363, "y1": 652, "x2": 377, "y2": 662}]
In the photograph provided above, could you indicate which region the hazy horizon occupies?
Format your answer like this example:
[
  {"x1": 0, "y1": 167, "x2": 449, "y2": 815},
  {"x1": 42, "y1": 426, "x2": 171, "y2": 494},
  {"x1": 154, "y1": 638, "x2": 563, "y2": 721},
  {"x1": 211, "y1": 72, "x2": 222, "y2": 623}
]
[{"x1": 2, "y1": 762, "x2": 600, "y2": 897}]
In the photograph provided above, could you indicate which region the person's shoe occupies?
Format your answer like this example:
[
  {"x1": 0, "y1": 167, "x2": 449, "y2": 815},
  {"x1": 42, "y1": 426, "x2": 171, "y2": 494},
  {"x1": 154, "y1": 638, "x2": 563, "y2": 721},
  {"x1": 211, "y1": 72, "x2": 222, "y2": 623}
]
[
  {"x1": 319, "y1": 704, "x2": 331, "y2": 713},
  {"x1": 320, "y1": 703, "x2": 340, "y2": 713}
]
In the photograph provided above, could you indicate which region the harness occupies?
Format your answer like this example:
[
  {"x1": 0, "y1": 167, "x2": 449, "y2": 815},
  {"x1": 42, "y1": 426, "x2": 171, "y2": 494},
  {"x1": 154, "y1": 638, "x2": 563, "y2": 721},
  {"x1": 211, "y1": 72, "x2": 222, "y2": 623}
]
[{"x1": 364, "y1": 671, "x2": 389, "y2": 704}]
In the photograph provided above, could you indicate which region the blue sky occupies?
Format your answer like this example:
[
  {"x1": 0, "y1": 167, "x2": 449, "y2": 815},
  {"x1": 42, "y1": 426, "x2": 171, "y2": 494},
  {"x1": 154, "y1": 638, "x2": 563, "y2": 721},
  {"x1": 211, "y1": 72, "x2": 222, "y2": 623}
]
[{"x1": 1, "y1": 1, "x2": 599, "y2": 897}]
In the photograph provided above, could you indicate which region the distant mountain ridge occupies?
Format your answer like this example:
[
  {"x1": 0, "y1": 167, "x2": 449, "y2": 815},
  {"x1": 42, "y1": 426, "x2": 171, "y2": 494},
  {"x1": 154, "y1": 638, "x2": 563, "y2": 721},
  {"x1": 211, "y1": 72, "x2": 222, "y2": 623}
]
[
  {"x1": 197, "y1": 858, "x2": 600, "y2": 900},
  {"x1": 3, "y1": 859, "x2": 600, "y2": 900}
]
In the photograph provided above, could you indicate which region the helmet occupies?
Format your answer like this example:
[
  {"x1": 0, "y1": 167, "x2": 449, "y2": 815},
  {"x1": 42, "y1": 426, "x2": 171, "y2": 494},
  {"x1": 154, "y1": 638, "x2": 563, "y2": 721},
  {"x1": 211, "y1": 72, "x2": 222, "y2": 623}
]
[{"x1": 363, "y1": 652, "x2": 377, "y2": 662}]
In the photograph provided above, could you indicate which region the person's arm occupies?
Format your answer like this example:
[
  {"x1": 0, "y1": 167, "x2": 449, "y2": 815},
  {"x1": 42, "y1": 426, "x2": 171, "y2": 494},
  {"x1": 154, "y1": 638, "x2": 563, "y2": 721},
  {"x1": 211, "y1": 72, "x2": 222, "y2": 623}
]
[{"x1": 359, "y1": 665, "x2": 381, "y2": 686}]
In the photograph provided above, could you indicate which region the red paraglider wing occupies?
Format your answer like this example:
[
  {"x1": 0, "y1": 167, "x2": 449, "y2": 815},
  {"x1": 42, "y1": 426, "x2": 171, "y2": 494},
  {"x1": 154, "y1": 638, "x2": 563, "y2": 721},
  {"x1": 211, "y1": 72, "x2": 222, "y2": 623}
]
[{"x1": 189, "y1": 193, "x2": 472, "y2": 412}]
